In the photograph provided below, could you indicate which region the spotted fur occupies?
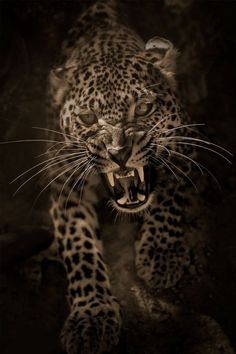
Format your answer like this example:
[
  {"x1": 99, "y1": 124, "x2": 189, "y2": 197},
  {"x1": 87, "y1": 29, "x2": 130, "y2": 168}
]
[{"x1": 47, "y1": 0, "x2": 197, "y2": 353}]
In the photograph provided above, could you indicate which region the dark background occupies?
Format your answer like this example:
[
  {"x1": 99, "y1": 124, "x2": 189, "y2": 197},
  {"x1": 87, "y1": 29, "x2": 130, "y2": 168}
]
[{"x1": 0, "y1": 1, "x2": 236, "y2": 353}]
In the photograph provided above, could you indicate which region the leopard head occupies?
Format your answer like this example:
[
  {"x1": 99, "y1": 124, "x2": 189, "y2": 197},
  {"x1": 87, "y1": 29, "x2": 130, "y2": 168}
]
[{"x1": 49, "y1": 37, "x2": 185, "y2": 213}]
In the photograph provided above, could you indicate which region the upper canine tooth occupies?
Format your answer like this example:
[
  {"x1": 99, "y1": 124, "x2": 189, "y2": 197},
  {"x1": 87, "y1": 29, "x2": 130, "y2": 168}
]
[
  {"x1": 137, "y1": 167, "x2": 144, "y2": 182},
  {"x1": 107, "y1": 172, "x2": 114, "y2": 187}
]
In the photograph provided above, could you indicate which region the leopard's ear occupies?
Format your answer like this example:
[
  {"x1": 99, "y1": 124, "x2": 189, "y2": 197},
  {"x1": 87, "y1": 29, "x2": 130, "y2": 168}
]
[
  {"x1": 145, "y1": 36, "x2": 178, "y2": 84},
  {"x1": 48, "y1": 67, "x2": 70, "y2": 108},
  {"x1": 48, "y1": 65, "x2": 75, "y2": 108}
]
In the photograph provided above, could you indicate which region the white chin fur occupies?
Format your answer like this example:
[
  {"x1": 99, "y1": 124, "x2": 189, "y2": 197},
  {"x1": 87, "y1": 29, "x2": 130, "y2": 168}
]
[{"x1": 111, "y1": 192, "x2": 155, "y2": 214}]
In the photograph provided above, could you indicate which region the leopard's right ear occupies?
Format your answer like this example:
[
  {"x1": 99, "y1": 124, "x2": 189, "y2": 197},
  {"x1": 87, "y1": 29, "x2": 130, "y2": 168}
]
[
  {"x1": 48, "y1": 67, "x2": 69, "y2": 108},
  {"x1": 48, "y1": 65, "x2": 75, "y2": 108}
]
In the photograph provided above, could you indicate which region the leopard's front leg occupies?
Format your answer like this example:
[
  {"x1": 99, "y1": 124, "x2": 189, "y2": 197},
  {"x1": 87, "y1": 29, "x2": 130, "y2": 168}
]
[
  {"x1": 135, "y1": 186, "x2": 191, "y2": 289},
  {"x1": 50, "y1": 186, "x2": 121, "y2": 354}
]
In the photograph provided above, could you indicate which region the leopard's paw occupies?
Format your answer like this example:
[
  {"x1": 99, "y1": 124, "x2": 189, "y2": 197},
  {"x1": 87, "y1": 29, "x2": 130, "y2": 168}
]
[
  {"x1": 135, "y1": 241, "x2": 190, "y2": 289},
  {"x1": 61, "y1": 299, "x2": 121, "y2": 354}
]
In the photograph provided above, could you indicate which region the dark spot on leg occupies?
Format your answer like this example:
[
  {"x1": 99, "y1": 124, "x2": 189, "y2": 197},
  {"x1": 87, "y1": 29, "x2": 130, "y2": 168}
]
[
  {"x1": 82, "y1": 264, "x2": 93, "y2": 278},
  {"x1": 84, "y1": 240, "x2": 93, "y2": 249},
  {"x1": 84, "y1": 284, "x2": 94, "y2": 296},
  {"x1": 72, "y1": 253, "x2": 80, "y2": 265},
  {"x1": 96, "y1": 269, "x2": 106, "y2": 282}
]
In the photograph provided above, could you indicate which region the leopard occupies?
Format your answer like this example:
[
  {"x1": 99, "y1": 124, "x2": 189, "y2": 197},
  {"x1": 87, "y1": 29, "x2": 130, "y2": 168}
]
[{"x1": 46, "y1": 0, "x2": 208, "y2": 353}]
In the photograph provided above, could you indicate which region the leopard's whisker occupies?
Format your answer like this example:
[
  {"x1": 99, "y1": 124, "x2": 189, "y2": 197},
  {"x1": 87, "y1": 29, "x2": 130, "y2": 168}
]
[
  {"x1": 12, "y1": 153, "x2": 85, "y2": 195},
  {"x1": 77, "y1": 159, "x2": 96, "y2": 197},
  {"x1": 161, "y1": 123, "x2": 205, "y2": 135},
  {"x1": 0, "y1": 138, "x2": 67, "y2": 145},
  {"x1": 151, "y1": 155, "x2": 179, "y2": 182},
  {"x1": 150, "y1": 142, "x2": 171, "y2": 157},
  {"x1": 59, "y1": 157, "x2": 91, "y2": 203},
  {"x1": 194, "y1": 161, "x2": 222, "y2": 191},
  {"x1": 11, "y1": 151, "x2": 87, "y2": 183},
  {"x1": 65, "y1": 159, "x2": 95, "y2": 208},
  {"x1": 41, "y1": 154, "x2": 88, "y2": 184},
  {"x1": 173, "y1": 151, "x2": 222, "y2": 190},
  {"x1": 164, "y1": 157, "x2": 199, "y2": 192},
  {"x1": 31, "y1": 158, "x2": 83, "y2": 209},
  {"x1": 158, "y1": 135, "x2": 233, "y2": 157},
  {"x1": 148, "y1": 113, "x2": 177, "y2": 134},
  {"x1": 32, "y1": 126, "x2": 85, "y2": 142},
  {"x1": 151, "y1": 143, "x2": 204, "y2": 175},
  {"x1": 38, "y1": 142, "x2": 86, "y2": 158},
  {"x1": 164, "y1": 141, "x2": 232, "y2": 164},
  {"x1": 153, "y1": 142, "x2": 222, "y2": 190},
  {"x1": 143, "y1": 82, "x2": 162, "y2": 90},
  {"x1": 78, "y1": 162, "x2": 95, "y2": 205},
  {"x1": 37, "y1": 142, "x2": 68, "y2": 158}
]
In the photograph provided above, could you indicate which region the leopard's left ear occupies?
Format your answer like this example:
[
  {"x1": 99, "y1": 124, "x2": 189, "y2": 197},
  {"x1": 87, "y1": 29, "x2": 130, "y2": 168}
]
[{"x1": 145, "y1": 36, "x2": 178, "y2": 83}]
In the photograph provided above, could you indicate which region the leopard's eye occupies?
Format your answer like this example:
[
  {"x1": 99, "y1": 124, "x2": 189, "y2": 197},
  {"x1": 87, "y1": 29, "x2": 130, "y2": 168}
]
[
  {"x1": 77, "y1": 112, "x2": 98, "y2": 127},
  {"x1": 135, "y1": 101, "x2": 153, "y2": 117}
]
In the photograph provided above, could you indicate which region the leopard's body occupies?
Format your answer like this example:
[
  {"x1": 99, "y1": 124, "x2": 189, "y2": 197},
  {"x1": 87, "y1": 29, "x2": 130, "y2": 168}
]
[{"x1": 47, "y1": 1, "x2": 199, "y2": 352}]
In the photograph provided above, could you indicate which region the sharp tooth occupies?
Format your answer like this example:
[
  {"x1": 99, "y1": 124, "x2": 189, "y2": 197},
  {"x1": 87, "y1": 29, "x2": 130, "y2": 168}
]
[
  {"x1": 130, "y1": 170, "x2": 135, "y2": 177},
  {"x1": 137, "y1": 167, "x2": 144, "y2": 182},
  {"x1": 117, "y1": 196, "x2": 127, "y2": 205},
  {"x1": 107, "y1": 172, "x2": 115, "y2": 187},
  {"x1": 138, "y1": 193, "x2": 146, "y2": 201}
]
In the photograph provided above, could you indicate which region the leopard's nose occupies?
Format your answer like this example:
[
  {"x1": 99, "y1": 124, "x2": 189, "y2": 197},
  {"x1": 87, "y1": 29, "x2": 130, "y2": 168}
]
[{"x1": 107, "y1": 145, "x2": 132, "y2": 166}]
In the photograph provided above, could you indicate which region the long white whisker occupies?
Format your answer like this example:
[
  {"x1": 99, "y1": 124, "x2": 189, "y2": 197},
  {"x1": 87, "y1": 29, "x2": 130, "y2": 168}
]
[
  {"x1": 12, "y1": 153, "x2": 84, "y2": 195},
  {"x1": 148, "y1": 113, "x2": 176, "y2": 134},
  {"x1": 158, "y1": 135, "x2": 233, "y2": 156},
  {"x1": 37, "y1": 141, "x2": 86, "y2": 158},
  {"x1": 143, "y1": 82, "x2": 162, "y2": 90},
  {"x1": 0, "y1": 139, "x2": 66, "y2": 145},
  {"x1": 76, "y1": 160, "x2": 95, "y2": 193},
  {"x1": 151, "y1": 156, "x2": 179, "y2": 182},
  {"x1": 53, "y1": 148, "x2": 87, "y2": 156},
  {"x1": 31, "y1": 159, "x2": 82, "y2": 208},
  {"x1": 152, "y1": 142, "x2": 221, "y2": 190},
  {"x1": 37, "y1": 142, "x2": 68, "y2": 158},
  {"x1": 149, "y1": 142, "x2": 170, "y2": 157},
  {"x1": 32, "y1": 126, "x2": 85, "y2": 143},
  {"x1": 166, "y1": 158, "x2": 199, "y2": 192},
  {"x1": 152, "y1": 143, "x2": 204, "y2": 175},
  {"x1": 78, "y1": 163, "x2": 95, "y2": 204},
  {"x1": 161, "y1": 123, "x2": 205, "y2": 135},
  {"x1": 58, "y1": 158, "x2": 90, "y2": 203},
  {"x1": 165, "y1": 141, "x2": 232, "y2": 164},
  {"x1": 11, "y1": 151, "x2": 87, "y2": 183},
  {"x1": 168, "y1": 147, "x2": 221, "y2": 190},
  {"x1": 65, "y1": 159, "x2": 95, "y2": 208},
  {"x1": 196, "y1": 161, "x2": 222, "y2": 191}
]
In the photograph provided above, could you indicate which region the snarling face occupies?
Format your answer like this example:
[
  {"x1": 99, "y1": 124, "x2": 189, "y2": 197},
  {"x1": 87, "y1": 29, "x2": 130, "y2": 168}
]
[{"x1": 51, "y1": 37, "x2": 184, "y2": 213}]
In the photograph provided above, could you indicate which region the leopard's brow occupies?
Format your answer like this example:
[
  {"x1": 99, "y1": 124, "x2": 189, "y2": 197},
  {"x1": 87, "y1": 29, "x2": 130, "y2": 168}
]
[{"x1": 135, "y1": 89, "x2": 159, "y2": 101}]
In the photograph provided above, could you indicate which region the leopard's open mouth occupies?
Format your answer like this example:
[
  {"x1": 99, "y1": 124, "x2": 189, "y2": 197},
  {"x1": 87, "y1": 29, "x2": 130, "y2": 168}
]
[{"x1": 105, "y1": 167, "x2": 152, "y2": 212}]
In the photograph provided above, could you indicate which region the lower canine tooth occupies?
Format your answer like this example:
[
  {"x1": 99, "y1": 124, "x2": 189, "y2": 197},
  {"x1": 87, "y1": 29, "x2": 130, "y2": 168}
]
[
  {"x1": 138, "y1": 193, "x2": 146, "y2": 201},
  {"x1": 107, "y1": 172, "x2": 114, "y2": 187},
  {"x1": 137, "y1": 167, "x2": 144, "y2": 182},
  {"x1": 117, "y1": 196, "x2": 127, "y2": 205}
]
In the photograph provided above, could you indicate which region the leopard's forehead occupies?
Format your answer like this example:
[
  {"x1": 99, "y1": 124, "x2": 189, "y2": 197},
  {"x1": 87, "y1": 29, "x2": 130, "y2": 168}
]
[{"x1": 66, "y1": 55, "x2": 168, "y2": 124}]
